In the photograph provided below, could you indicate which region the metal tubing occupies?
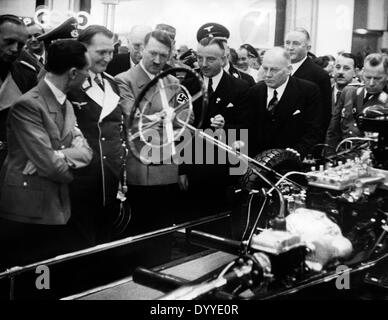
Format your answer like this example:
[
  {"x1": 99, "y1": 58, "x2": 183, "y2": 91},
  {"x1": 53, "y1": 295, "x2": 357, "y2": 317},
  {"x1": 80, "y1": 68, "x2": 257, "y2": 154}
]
[
  {"x1": 188, "y1": 230, "x2": 241, "y2": 255},
  {"x1": 0, "y1": 212, "x2": 231, "y2": 280}
]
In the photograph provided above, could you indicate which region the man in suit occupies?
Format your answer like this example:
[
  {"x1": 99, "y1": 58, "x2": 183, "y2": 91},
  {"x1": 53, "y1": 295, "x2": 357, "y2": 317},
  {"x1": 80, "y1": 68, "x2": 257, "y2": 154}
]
[
  {"x1": 182, "y1": 36, "x2": 250, "y2": 218},
  {"x1": 330, "y1": 53, "x2": 361, "y2": 113},
  {"x1": 248, "y1": 47, "x2": 323, "y2": 158},
  {"x1": 326, "y1": 53, "x2": 388, "y2": 152},
  {"x1": 0, "y1": 14, "x2": 39, "y2": 169},
  {"x1": 106, "y1": 25, "x2": 152, "y2": 76},
  {"x1": 116, "y1": 30, "x2": 186, "y2": 236},
  {"x1": 284, "y1": 28, "x2": 332, "y2": 137},
  {"x1": 67, "y1": 25, "x2": 125, "y2": 247},
  {"x1": 0, "y1": 39, "x2": 93, "y2": 268},
  {"x1": 25, "y1": 22, "x2": 46, "y2": 70},
  {"x1": 115, "y1": 30, "x2": 188, "y2": 266}
]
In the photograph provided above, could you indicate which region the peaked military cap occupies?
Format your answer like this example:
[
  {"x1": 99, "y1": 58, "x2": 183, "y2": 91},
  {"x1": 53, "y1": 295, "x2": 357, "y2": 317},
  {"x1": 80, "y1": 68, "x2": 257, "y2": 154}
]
[{"x1": 196, "y1": 23, "x2": 230, "y2": 42}]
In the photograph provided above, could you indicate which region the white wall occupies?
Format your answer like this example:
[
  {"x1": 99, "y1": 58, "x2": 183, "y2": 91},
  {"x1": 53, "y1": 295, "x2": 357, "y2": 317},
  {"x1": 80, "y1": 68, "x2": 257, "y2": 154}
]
[
  {"x1": 315, "y1": 0, "x2": 354, "y2": 56},
  {"x1": 91, "y1": 0, "x2": 277, "y2": 49},
  {"x1": 286, "y1": 0, "x2": 354, "y2": 56},
  {"x1": 0, "y1": 0, "x2": 36, "y2": 17}
]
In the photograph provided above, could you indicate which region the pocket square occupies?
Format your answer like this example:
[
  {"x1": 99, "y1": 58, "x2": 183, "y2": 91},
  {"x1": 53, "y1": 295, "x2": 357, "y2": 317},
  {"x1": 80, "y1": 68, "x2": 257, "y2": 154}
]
[
  {"x1": 226, "y1": 103, "x2": 234, "y2": 108},
  {"x1": 292, "y1": 109, "x2": 301, "y2": 116}
]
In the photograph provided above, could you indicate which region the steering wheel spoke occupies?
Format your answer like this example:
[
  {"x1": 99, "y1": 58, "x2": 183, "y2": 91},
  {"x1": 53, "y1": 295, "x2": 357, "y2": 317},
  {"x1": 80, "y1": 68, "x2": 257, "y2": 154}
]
[{"x1": 128, "y1": 67, "x2": 206, "y2": 164}]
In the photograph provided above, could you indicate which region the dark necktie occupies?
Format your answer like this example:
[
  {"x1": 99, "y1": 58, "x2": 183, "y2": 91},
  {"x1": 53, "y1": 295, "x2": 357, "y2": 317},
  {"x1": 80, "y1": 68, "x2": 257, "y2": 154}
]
[
  {"x1": 207, "y1": 77, "x2": 213, "y2": 96},
  {"x1": 336, "y1": 90, "x2": 342, "y2": 105},
  {"x1": 94, "y1": 75, "x2": 105, "y2": 92},
  {"x1": 267, "y1": 89, "x2": 278, "y2": 113},
  {"x1": 39, "y1": 57, "x2": 44, "y2": 65}
]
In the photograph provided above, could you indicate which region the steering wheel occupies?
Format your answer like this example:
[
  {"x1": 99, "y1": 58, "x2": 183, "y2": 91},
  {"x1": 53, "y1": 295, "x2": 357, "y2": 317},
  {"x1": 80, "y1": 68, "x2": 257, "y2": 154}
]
[{"x1": 127, "y1": 67, "x2": 207, "y2": 164}]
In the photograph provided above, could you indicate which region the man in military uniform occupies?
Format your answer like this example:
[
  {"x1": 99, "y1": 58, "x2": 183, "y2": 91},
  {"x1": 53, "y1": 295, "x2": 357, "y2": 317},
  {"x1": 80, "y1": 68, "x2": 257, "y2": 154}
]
[
  {"x1": 68, "y1": 25, "x2": 125, "y2": 247},
  {"x1": 0, "y1": 14, "x2": 39, "y2": 169},
  {"x1": 330, "y1": 53, "x2": 361, "y2": 114},
  {"x1": 326, "y1": 53, "x2": 388, "y2": 151}
]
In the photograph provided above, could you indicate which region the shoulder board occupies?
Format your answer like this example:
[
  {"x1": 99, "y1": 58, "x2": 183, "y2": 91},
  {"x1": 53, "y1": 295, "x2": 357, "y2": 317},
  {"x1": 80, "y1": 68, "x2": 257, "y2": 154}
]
[
  {"x1": 19, "y1": 60, "x2": 37, "y2": 72},
  {"x1": 103, "y1": 72, "x2": 115, "y2": 81}
]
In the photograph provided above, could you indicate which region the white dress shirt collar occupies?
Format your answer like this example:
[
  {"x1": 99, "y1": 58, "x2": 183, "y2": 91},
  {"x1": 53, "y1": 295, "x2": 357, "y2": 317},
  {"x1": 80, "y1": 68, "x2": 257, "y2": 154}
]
[
  {"x1": 291, "y1": 56, "x2": 307, "y2": 75},
  {"x1": 33, "y1": 53, "x2": 45, "y2": 64},
  {"x1": 267, "y1": 76, "x2": 290, "y2": 106},
  {"x1": 204, "y1": 69, "x2": 224, "y2": 92},
  {"x1": 44, "y1": 77, "x2": 66, "y2": 105},
  {"x1": 224, "y1": 61, "x2": 230, "y2": 74}
]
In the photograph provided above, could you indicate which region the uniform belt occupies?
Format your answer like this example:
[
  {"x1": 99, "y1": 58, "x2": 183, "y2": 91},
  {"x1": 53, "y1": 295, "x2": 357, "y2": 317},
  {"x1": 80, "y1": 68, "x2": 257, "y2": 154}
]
[{"x1": 0, "y1": 141, "x2": 7, "y2": 151}]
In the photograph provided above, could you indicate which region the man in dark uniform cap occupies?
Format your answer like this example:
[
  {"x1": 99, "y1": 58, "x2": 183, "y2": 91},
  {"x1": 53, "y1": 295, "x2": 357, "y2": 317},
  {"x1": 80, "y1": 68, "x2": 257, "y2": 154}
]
[
  {"x1": 37, "y1": 16, "x2": 79, "y2": 46},
  {"x1": 196, "y1": 22, "x2": 255, "y2": 86},
  {"x1": 0, "y1": 14, "x2": 39, "y2": 169},
  {"x1": 181, "y1": 35, "x2": 251, "y2": 220}
]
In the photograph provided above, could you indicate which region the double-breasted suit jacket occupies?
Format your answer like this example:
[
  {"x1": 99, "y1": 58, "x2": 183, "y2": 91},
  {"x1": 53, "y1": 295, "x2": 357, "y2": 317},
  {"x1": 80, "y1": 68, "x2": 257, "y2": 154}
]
[{"x1": 67, "y1": 72, "x2": 125, "y2": 206}]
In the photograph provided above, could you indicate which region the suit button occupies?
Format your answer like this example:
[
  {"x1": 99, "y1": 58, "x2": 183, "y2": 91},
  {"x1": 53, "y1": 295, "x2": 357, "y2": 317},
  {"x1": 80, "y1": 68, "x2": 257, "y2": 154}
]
[
  {"x1": 101, "y1": 137, "x2": 106, "y2": 141},
  {"x1": 349, "y1": 131, "x2": 353, "y2": 134},
  {"x1": 23, "y1": 182, "x2": 28, "y2": 187},
  {"x1": 103, "y1": 156, "x2": 107, "y2": 160},
  {"x1": 61, "y1": 145, "x2": 65, "y2": 149},
  {"x1": 354, "y1": 123, "x2": 357, "y2": 127}
]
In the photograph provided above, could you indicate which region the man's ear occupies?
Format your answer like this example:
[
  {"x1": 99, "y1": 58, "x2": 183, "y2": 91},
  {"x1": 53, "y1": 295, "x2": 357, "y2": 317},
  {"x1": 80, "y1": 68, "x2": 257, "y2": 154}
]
[
  {"x1": 69, "y1": 67, "x2": 77, "y2": 80},
  {"x1": 306, "y1": 44, "x2": 312, "y2": 52},
  {"x1": 287, "y1": 64, "x2": 293, "y2": 75}
]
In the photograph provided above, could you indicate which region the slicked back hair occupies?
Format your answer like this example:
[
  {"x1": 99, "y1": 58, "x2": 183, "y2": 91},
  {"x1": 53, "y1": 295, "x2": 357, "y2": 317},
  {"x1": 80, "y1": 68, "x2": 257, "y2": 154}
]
[
  {"x1": 199, "y1": 37, "x2": 226, "y2": 54},
  {"x1": 144, "y1": 30, "x2": 172, "y2": 52},
  {"x1": 46, "y1": 39, "x2": 88, "y2": 75},
  {"x1": 338, "y1": 52, "x2": 358, "y2": 69},
  {"x1": 78, "y1": 25, "x2": 114, "y2": 45},
  {"x1": 364, "y1": 53, "x2": 388, "y2": 73}
]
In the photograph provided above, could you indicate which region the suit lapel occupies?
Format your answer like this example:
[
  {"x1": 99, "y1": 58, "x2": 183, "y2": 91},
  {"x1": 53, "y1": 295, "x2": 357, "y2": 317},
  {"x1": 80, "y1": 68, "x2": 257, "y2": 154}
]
[
  {"x1": 62, "y1": 100, "x2": 75, "y2": 139},
  {"x1": 84, "y1": 80, "x2": 105, "y2": 108},
  {"x1": 274, "y1": 78, "x2": 297, "y2": 121},
  {"x1": 83, "y1": 75, "x2": 120, "y2": 122},
  {"x1": 99, "y1": 76, "x2": 120, "y2": 122},
  {"x1": 38, "y1": 80, "x2": 63, "y2": 134},
  {"x1": 135, "y1": 65, "x2": 155, "y2": 103},
  {"x1": 211, "y1": 71, "x2": 230, "y2": 113}
]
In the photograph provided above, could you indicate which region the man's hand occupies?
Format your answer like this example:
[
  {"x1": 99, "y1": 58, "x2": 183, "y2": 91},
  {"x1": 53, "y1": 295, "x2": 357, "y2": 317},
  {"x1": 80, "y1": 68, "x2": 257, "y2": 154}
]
[
  {"x1": 178, "y1": 174, "x2": 189, "y2": 191},
  {"x1": 210, "y1": 114, "x2": 225, "y2": 129},
  {"x1": 22, "y1": 160, "x2": 37, "y2": 175}
]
